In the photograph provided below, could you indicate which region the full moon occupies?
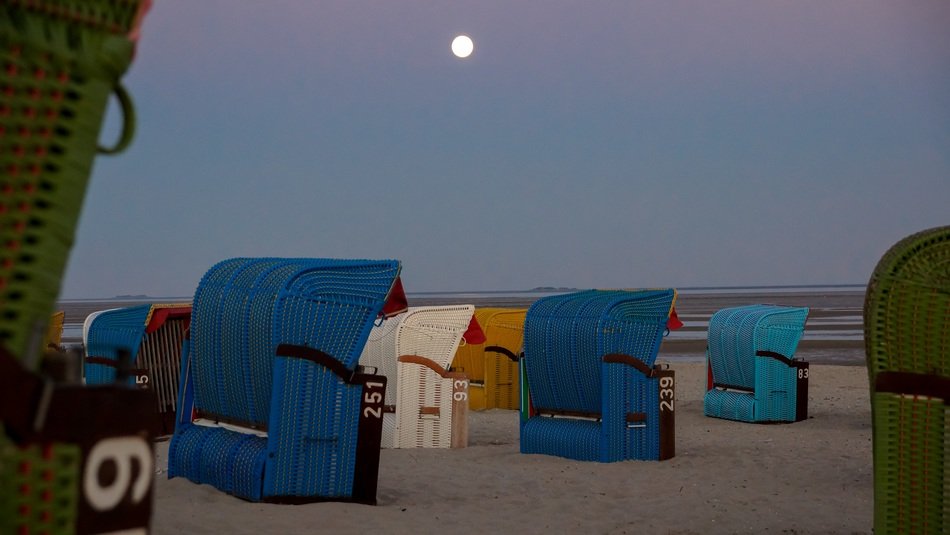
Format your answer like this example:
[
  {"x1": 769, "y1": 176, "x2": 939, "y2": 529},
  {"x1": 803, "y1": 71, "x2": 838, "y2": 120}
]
[{"x1": 451, "y1": 35, "x2": 474, "y2": 58}]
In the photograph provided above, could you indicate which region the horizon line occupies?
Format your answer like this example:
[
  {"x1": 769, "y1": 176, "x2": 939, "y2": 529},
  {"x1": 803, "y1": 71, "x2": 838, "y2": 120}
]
[{"x1": 58, "y1": 282, "x2": 867, "y2": 301}]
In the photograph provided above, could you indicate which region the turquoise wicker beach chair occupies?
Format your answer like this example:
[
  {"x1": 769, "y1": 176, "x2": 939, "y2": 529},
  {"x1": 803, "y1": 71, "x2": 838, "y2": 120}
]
[
  {"x1": 519, "y1": 290, "x2": 678, "y2": 462},
  {"x1": 704, "y1": 305, "x2": 810, "y2": 423},
  {"x1": 84, "y1": 303, "x2": 191, "y2": 436},
  {"x1": 168, "y1": 258, "x2": 401, "y2": 504},
  {"x1": 864, "y1": 225, "x2": 950, "y2": 534}
]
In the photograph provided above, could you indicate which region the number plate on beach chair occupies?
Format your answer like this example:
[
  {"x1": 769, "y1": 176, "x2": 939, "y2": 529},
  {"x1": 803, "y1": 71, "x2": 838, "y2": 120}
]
[
  {"x1": 656, "y1": 368, "x2": 675, "y2": 460},
  {"x1": 1, "y1": 347, "x2": 155, "y2": 534},
  {"x1": 794, "y1": 361, "x2": 809, "y2": 422}
]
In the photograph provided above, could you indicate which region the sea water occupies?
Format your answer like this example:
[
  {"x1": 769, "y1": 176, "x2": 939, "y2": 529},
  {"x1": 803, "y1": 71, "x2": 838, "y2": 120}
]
[{"x1": 58, "y1": 284, "x2": 867, "y2": 364}]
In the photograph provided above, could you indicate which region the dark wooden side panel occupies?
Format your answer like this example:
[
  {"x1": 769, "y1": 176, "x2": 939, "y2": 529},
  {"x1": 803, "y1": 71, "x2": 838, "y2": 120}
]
[
  {"x1": 656, "y1": 368, "x2": 676, "y2": 460},
  {"x1": 351, "y1": 373, "x2": 387, "y2": 505},
  {"x1": 794, "y1": 361, "x2": 809, "y2": 422}
]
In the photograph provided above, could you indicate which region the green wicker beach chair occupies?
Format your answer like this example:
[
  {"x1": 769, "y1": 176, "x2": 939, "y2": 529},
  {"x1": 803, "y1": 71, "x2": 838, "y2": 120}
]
[
  {"x1": 0, "y1": 2, "x2": 154, "y2": 533},
  {"x1": 865, "y1": 225, "x2": 950, "y2": 534},
  {"x1": 0, "y1": 0, "x2": 147, "y2": 367}
]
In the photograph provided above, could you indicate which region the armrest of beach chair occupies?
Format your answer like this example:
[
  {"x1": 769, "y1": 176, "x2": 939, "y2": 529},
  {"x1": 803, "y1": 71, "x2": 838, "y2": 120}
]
[
  {"x1": 485, "y1": 345, "x2": 521, "y2": 362},
  {"x1": 396, "y1": 355, "x2": 469, "y2": 448}
]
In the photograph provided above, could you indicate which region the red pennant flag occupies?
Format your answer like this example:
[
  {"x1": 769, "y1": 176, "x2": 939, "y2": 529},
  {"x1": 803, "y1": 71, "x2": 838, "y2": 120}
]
[
  {"x1": 666, "y1": 306, "x2": 683, "y2": 331},
  {"x1": 381, "y1": 277, "x2": 409, "y2": 318},
  {"x1": 462, "y1": 315, "x2": 486, "y2": 344}
]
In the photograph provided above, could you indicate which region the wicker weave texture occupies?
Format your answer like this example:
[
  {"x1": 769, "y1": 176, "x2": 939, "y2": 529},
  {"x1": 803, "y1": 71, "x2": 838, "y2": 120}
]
[
  {"x1": 0, "y1": 0, "x2": 147, "y2": 363},
  {"x1": 83, "y1": 303, "x2": 151, "y2": 384},
  {"x1": 0, "y1": 433, "x2": 80, "y2": 535},
  {"x1": 703, "y1": 304, "x2": 808, "y2": 423},
  {"x1": 864, "y1": 225, "x2": 950, "y2": 534},
  {"x1": 865, "y1": 226, "x2": 950, "y2": 376},
  {"x1": 520, "y1": 289, "x2": 676, "y2": 462},
  {"x1": 168, "y1": 257, "x2": 400, "y2": 501}
]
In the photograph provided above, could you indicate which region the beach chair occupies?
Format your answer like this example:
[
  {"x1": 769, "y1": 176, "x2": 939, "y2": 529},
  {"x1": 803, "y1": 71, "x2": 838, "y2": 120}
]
[
  {"x1": 519, "y1": 290, "x2": 678, "y2": 462},
  {"x1": 359, "y1": 305, "x2": 475, "y2": 448},
  {"x1": 864, "y1": 225, "x2": 950, "y2": 534},
  {"x1": 0, "y1": 2, "x2": 155, "y2": 533},
  {"x1": 704, "y1": 305, "x2": 810, "y2": 423},
  {"x1": 0, "y1": 0, "x2": 148, "y2": 365},
  {"x1": 168, "y1": 258, "x2": 401, "y2": 504},
  {"x1": 43, "y1": 311, "x2": 65, "y2": 350},
  {"x1": 83, "y1": 303, "x2": 192, "y2": 436},
  {"x1": 451, "y1": 308, "x2": 526, "y2": 410}
]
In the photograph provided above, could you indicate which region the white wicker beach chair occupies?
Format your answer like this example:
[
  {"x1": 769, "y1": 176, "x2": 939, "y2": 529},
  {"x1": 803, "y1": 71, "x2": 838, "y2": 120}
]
[
  {"x1": 360, "y1": 314, "x2": 402, "y2": 447},
  {"x1": 359, "y1": 305, "x2": 474, "y2": 448}
]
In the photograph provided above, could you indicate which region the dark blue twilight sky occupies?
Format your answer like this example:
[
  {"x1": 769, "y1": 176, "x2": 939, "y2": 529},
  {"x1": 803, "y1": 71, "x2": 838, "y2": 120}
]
[{"x1": 61, "y1": 1, "x2": 950, "y2": 298}]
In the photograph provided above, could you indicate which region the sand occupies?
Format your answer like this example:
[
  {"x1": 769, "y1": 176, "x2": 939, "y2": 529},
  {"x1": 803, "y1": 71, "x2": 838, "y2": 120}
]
[{"x1": 150, "y1": 361, "x2": 873, "y2": 535}]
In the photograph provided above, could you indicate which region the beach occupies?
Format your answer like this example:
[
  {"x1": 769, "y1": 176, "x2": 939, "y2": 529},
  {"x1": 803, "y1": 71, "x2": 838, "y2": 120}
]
[
  {"x1": 62, "y1": 288, "x2": 873, "y2": 534},
  {"x1": 150, "y1": 362, "x2": 871, "y2": 534}
]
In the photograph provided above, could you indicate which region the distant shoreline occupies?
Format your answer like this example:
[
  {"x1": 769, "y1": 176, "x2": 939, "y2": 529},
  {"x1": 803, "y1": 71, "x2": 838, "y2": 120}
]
[
  {"x1": 56, "y1": 287, "x2": 867, "y2": 365},
  {"x1": 60, "y1": 282, "x2": 868, "y2": 302}
]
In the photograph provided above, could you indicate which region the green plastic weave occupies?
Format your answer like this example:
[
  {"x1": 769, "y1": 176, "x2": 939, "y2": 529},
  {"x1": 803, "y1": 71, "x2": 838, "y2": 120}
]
[
  {"x1": 864, "y1": 225, "x2": 950, "y2": 534},
  {"x1": 0, "y1": 427, "x2": 80, "y2": 535},
  {"x1": 0, "y1": 0, "x2": 145, "y2": 365}
]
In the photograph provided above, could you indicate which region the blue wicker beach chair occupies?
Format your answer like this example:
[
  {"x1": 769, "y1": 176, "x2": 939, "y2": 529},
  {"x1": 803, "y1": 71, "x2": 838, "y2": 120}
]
[
  {"x1": 519, "y1": 290, "x2": 678, "y2": 462},
  {"x1": 83, "y1": 303, "x2": 191, "y2": 435},
  {"x1": 167, "y1": 258, "x2": 401, "y2": 504},
  {"x1": 704, "y1": 305, "x2": 810, "y2": 423}
]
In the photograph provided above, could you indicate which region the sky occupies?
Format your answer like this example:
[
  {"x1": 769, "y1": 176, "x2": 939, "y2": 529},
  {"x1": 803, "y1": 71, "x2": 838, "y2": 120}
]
[{"x1": 60, "y1": 1, "x2": 950, "y2": 298}]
